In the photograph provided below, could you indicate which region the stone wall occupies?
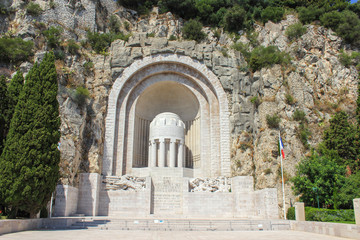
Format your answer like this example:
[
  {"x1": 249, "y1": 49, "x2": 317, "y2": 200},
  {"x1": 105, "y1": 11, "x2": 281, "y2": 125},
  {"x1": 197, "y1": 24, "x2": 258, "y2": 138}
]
[
  {"x1": 98, "y1": 177, "x2": 151, "y2": 217},
  {"x1": 53, "y1": 185, "x2": 79, "y2": 217}
]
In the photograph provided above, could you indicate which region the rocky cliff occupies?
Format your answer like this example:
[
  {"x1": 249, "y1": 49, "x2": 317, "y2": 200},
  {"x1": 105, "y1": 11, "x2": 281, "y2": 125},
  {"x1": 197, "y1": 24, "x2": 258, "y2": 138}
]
[{"x1": 1, "y1": 0, "x2": 358, "y2": 216}]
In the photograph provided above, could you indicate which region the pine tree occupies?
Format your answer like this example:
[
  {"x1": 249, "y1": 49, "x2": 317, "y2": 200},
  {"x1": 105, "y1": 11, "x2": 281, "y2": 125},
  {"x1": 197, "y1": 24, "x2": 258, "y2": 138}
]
[
  {"x1": 0, "y1": 75, "x2": 8, "y2": 154},
  {"x1": 0, "y1": 52, "x2": 60, "y2": 218}
]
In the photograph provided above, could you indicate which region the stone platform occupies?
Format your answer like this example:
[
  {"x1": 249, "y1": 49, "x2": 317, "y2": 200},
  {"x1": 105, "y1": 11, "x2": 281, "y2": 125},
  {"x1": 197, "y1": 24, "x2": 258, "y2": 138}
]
[{"x1": 53, "y1": 172, "x2": 278, "y2": 219}]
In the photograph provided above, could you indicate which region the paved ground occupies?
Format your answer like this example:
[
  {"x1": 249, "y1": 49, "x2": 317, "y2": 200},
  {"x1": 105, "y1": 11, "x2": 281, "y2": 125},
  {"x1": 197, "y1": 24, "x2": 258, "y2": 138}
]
[{"x1": 0, "y1": 230, "x2": 355, "y2": 240}]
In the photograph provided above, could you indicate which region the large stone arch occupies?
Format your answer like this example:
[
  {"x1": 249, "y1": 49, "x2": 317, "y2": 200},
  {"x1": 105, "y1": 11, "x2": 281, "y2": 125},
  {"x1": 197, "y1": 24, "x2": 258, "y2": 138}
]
[{"x1": 103, "y1": 54, "x2": 230, "y2": 177}]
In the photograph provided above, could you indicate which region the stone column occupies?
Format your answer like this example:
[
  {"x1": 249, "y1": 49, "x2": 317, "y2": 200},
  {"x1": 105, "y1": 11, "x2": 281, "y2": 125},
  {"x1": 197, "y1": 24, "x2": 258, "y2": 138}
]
[
  {"x1": 148, "y1": 142, "x2": 152, "y2": 167},
  {"x1": 159, "y1": 138, "x2": 165, "y2": 167},
  {"x1": 354, "y1": 198, "x2": 360, "y2": 225},
  {"x1": 295, "y1": 202, "x2": 305, "y2": 221},
  {"x1": 169, "y1": 139, "x2": 176, "y2": 167},
  {"x1": 178, "y1": 141, "x2": 184, "y2": 168},
  {"x1": 151, "y1": 140, "x2": 157, "y2": 167}
]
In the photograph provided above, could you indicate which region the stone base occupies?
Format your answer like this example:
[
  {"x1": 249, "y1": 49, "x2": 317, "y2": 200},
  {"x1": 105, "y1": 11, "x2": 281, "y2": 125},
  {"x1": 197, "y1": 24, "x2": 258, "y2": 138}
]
[{"x1": 54, "y1": 172, "x2": 279, "y2": 219}]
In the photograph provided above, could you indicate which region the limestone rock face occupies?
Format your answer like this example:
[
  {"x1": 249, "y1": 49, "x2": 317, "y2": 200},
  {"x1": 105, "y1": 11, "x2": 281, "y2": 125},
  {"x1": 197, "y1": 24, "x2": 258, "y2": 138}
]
[{"x1": 4, "y1": 1, "x2": 359, "y2": 217}]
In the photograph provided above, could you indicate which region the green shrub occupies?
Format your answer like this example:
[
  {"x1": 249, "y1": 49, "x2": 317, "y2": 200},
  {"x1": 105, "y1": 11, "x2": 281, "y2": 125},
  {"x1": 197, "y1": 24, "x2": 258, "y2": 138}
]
[
  {"x1": 287, "y1": 207, "x2": 295, "y2": 220},
  {"x1": 232, "y1": 42, "x2": 251, "y2": 62},
  {"x1": 250, "y1": 96, "x2": 261, "y2": 107},
  {"x1": 320, "y1": 11, "x2": 343, "y2": 30},
  {"x1": 182, "y1": 19, "x2": 206, "y2": 42},
  {"x1": 293, "y1": 109, "x2": 306, "y2": 122},
  {"x1": 285, "y1": 23, "x2": 307, "y2": 41},
  {"x1": 109, "y1": 15, "x2": 121, "y2": 33},
  {"x1": 249, "y1": 46, "x2": 291, "y2": 72},
  {"x1": 26, "y1": 2, "x2": 43, "y2": 16},
  {"x1": 339, "y1": 50, "x2": 352, "y2": 67},
  {"x1": 298, "y1": 122, "x2": 311, "y2": 148},
  {"x1": 49, "y1": 0, "x2": 56, "y2": 9},
  {"x1": 305, "y1": 207, "x2": 355, "y2": 223},
  {"x1": 54, "y1": 49, "x2": 65, "y2": 60},
  {"x1": 266, "y1": 114, "x2": 281, "y2": 128},
  {"x1": 285, "y1": 93, "x2": 294, "y2": 105},
  {"x1": 43, "y1": 26, "x2": 63, "y2": 49},
  {"x1": 66, "y1": 39, "x2": 80, "y2": 55},
  {"x1": 146, "y1": 32, "x2": 155, "y2": 38},
  {"x1": 223, "y1": 5, "x2": 247, "y2": 32},
  {"x1": 297, "y1": 6, "x2": 325, "y2": 24},
  {"x1": 123, "y1": 21, "x2": 130, "y2": 31},
  {"x1": 87, "y1": 31, "x2": 130, "y2": 53},
  {"x1": 261, "y1": 6, "x2": 284, "y2": 24},
  {"x1": 264, "y1": 168, "x2": 272, "y2": 175},
  {"x1": 168, "y1": 35, "x2": 177, "y2": 41},
  {"x1": 336, "y1": 10, "x2": 360, "y2": 46},
  {"x1": 83, "y1": 61, "x2": 94, "y2": 71},
  {"x1": 72, "y1": 86, "x2": 89, "y2": 105},
  {"x1": 0, "y1": 37, "x2": 34, "y2": 63}
]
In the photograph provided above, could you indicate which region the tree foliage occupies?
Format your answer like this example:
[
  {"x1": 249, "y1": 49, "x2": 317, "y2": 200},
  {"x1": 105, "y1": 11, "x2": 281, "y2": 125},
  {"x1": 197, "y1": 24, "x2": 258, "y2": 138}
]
[
  {"x1": 292, "y1": 152, "x2": 346, "y2": 208},
  {"x1": 323, "y1": 111, "x2": 360, "y2": 173},
  {"x1": 285, "y1": 22, "x2": 307, "y2": 41},
  {"x1": 0, "y1": 52, "x2": 60, "y2": 217},
  {"x1": 0, "y1": 71, "x2": 24, "y2": 155},
  {"x1": 0, "y1": 75, "x2": 7, "y2": 154},
  {"x1": 42, "y1": 26, "x2": 63, "y2": 49},
  {"x1": 182, "y1": 19, "x2": 207, "y2": 42},
  {"x1": 0, "y1": 37, "x2": 34, "y2": 63},
  {"x1": 261, "y1": 6, "x2": 284, "y2": 24}
]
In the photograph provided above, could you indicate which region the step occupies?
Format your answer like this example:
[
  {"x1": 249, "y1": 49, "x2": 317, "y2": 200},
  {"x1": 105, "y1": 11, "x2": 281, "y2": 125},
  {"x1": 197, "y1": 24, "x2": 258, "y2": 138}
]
[{"x1": 67, "y1": 218, "x2": 291, "y2": 231}]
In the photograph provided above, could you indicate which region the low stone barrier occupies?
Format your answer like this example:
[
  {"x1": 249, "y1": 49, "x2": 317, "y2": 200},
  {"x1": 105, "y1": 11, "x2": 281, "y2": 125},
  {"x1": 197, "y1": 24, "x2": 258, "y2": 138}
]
[
  {"x1": 290, "y1": 220, "x2": 360, "y2": 240},
  {"x1": 0, "y1": 218, "x2": 82, "y2": 235},
  {"x1": 0, "y1": 219, "x2": 43, "y2": 235}
]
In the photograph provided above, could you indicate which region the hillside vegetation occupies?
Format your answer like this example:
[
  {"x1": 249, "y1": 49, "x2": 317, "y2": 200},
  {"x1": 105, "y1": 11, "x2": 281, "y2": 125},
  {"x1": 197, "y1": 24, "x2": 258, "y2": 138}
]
[{"x1": 119, "y1": 0, "x2": 360, "y2": 46}]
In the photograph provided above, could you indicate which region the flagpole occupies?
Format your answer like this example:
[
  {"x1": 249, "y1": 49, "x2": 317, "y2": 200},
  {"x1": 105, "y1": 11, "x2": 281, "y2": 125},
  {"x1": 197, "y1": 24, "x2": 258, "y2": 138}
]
[
  {"x1": 280, "y1": 151, "x2": 286, "y2": 220},
  {"x1": 279, "y1": 132, "x2": 286, "y2": 220}
]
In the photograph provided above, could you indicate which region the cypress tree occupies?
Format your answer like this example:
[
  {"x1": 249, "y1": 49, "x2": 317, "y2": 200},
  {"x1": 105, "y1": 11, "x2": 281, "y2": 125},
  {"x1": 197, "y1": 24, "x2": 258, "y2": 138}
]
[
  {"x1": 0, "y1": 52, "x2": 60, "y2": 218},
  {"x1": 3, "y1": 71, "x2": 24, "y2": 141},
  {"x1": 323, "y1": 111, "x2": 359, "y2": 173},
  {"x1": 0, "y1": 75, "x2": 8, "y2": 154}
]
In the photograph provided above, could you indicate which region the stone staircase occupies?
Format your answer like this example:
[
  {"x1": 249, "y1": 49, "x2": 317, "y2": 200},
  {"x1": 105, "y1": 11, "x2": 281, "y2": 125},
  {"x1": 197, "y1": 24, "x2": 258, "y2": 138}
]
[{"x1": 67, "y1": 218, "x2": 291, "y2": 231}]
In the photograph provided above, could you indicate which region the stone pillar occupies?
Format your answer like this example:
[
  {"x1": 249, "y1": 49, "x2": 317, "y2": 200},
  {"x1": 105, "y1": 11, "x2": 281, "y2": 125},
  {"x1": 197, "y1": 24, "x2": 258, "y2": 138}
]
[
  {"x1": 295, "y1": 202, "x2": 305, "y2": 221},
  {"x1": 148, "y1": 142, "x2": 152, "y2": 167},
  {"x1": 170, "y1": 139, "x2": 176, "y2": 167},
  {"x1": 178, "y1": 142, "x2": 184, "y2": 168},
  {"x1": 159, "y1": 138, "x2": 165, "y2": 167},
  {"x1": 151, "y1": 140, "x2": 157, "y2": 167},
  {"x1": 77, "y1": 173, "x2": 101, "y2": 216},
  {"x1": 354, "y1": 198, "x2": 360, "y2": 225}
]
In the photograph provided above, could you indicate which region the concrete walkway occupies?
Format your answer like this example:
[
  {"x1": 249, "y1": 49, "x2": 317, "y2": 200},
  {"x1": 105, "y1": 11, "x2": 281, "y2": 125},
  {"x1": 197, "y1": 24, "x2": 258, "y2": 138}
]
[{"x1": 0, "y1": 230, "x2": 355, "y2": 240}]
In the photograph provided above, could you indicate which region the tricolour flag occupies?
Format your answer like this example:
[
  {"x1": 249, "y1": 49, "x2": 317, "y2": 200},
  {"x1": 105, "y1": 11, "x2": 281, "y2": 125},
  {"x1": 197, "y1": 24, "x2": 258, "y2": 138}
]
[{"x1": 279, "y1": 133, "x2": 285, "y2": 159}]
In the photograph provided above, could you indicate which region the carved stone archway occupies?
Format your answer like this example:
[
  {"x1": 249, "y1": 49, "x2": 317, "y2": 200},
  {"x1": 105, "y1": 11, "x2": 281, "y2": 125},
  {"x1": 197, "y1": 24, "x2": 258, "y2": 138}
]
[{"x1": 103, "y1": 54, "x2": 230, "y2": 177}]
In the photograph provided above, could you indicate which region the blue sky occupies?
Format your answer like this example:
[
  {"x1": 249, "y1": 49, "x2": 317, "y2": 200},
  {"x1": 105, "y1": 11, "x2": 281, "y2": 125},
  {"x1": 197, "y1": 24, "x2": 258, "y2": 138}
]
[{"x1": 351, "y1": 0, "x2": 358, "y2": 3}]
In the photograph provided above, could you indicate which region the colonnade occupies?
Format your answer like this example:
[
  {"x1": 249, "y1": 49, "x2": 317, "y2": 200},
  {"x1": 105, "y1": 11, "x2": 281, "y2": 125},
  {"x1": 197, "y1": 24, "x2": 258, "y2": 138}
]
[{"x1": 148, "y1": 138, "x2": 184, "y2": 168}]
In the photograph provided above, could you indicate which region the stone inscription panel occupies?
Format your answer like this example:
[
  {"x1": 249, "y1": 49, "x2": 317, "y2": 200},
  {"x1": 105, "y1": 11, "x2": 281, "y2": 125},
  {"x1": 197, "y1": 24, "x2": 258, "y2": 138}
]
[{"x1": 152, "y1": 176, "x2": 183, "y2": 214}]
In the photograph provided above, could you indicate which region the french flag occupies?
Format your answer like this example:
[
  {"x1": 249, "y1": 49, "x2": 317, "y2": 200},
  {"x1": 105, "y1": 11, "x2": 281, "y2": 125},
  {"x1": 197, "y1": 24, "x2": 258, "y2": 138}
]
[{"x1": 279, "y1": 133, "x2": 285, "y2": 159}]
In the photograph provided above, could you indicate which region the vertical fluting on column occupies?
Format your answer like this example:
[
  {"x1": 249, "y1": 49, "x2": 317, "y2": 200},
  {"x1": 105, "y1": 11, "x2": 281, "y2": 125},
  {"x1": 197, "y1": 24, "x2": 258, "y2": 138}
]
[
  {"x1": 159, "y1": 138, "x2": 166, "y2": 167},
  {"x1": 151, "y1": 140, "x2": 157, "y2": 167},
  {"x1": 178, "y1": 141, "x2": 184, "y2": 168},
  {"x1": 148, "y1": 141, "x2": 152, "y2": 167},
  {"x1": 170, "y1": 139, "x2": 176, "y2": 167}
]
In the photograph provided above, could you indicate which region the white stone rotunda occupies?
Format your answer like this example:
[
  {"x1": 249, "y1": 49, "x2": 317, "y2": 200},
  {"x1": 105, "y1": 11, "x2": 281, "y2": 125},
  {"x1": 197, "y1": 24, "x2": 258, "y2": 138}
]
[
  {"x1": 148, "y1": 112, "x2": 185, "y2": 168},
  {"x1": 53, "y1": 55, "x2": 278, "y2": 219}
]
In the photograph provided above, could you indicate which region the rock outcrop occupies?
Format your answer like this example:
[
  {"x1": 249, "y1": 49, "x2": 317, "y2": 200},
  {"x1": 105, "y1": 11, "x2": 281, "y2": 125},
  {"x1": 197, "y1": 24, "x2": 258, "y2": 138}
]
[{"x1": 1, "y1": 0, "x2": 358, "y2": 217}]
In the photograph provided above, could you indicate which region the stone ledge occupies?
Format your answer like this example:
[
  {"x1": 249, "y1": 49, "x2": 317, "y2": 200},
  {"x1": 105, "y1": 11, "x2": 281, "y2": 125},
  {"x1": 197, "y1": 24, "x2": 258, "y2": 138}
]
[{"x1": 290, "y1": 220, "x2": 360, "y2": 240}]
